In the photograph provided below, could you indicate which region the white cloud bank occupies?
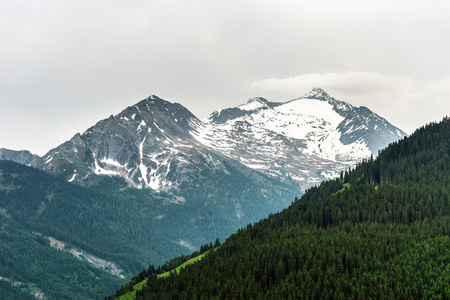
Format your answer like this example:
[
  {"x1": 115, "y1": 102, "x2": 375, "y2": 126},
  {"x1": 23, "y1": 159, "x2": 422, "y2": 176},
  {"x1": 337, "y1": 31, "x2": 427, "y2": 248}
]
[{"x1": 249, "y1": 72, "x2": 450, "y2": 134}]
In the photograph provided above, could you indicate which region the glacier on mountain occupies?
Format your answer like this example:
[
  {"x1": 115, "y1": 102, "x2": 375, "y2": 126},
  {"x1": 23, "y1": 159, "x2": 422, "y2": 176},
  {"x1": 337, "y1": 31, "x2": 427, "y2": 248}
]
[{"x1": 191, "y1": 88, "x2": 406, "y2": 190}]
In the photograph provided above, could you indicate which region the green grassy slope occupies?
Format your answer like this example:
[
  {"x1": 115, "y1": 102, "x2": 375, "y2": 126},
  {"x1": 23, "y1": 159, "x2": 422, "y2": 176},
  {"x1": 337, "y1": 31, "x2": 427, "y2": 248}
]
[{"x1": 116, "y1": 250, "x2": 211, "y2": 300}]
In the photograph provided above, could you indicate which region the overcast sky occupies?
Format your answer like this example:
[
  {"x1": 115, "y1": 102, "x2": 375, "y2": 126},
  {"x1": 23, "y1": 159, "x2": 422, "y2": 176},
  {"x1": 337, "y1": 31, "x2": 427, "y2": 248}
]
[{"x1": 1, "y1": 0, "x2": 450, "y2": 155}]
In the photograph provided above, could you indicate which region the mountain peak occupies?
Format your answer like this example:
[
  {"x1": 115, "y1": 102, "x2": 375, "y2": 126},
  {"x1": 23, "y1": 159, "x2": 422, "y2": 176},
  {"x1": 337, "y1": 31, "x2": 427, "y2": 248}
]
[
  {"x1": 134, "y1": 95, "x2": 166, "y2": 108},
  {"x1": 246, "y1": 97, "x2": 269, "y2": 104},
  {"x1": 145, "y1": 95, "x2": 167, "y2": 103},
  {"x1": 302, "y1": 87, "x2": 334, "y2": 102},
  {"x1": 131, "y1": 95, "x2": 188, "y2": 118},
  {"x1": 239, "y1": 97, "x2": 271, "y2": 111}
]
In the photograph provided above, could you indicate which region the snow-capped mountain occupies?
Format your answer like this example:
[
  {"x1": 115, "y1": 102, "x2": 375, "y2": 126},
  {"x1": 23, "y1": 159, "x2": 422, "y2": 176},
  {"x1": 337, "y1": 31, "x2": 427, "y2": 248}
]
[
  {"x1": 34, "y1": 88, "x2": 406, "y2": 191},
  {"x1": 193, "y1": 88, "x2": 407, "y2": 188}
]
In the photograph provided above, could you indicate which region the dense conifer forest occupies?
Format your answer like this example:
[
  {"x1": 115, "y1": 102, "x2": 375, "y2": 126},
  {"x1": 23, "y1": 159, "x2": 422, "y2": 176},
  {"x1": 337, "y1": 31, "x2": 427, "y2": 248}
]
[{"x1": 110, "y1": 117, "x2": 450, "y2": 299}]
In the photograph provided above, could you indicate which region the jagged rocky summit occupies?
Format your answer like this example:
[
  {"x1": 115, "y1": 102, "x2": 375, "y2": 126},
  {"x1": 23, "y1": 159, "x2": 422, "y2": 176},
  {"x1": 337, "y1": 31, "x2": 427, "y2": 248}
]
[{"x1": 34, "y1": 88, "x2": 407, "y2": 191}]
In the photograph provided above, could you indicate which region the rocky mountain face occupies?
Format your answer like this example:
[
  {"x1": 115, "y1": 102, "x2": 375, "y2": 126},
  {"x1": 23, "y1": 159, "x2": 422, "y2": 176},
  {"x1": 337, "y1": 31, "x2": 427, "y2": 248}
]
[
  {"x1": 0, "y1": 148, "x2": 40, "y2": 166},
  {"x1": 35, "y1": 96, "x2": 209, "y2": 189},
  {"x1": 34, "y1": 88, "x2": 406, "y2": 192}
]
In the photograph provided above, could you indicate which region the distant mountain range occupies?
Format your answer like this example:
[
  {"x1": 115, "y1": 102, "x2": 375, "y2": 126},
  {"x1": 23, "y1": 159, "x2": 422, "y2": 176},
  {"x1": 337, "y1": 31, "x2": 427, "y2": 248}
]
[
  {"x1": 23, "y1": 88, "x2": 405, "y2": 192},
  {"x1": 0, "y1": 148, "x2": 39, "y2": 166}
]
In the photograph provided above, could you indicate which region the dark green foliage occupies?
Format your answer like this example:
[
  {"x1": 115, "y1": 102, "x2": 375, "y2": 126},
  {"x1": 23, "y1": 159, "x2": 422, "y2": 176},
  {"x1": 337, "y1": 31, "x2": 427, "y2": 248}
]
[
  {"x1": 128, "y1": 117, "x2": 450, "y2": 298},
  {"x1": 0, "y1": 280, "x2": 36, "y2": 300},
  {"x1": 0, "y1": 218, "x2": 124, "y2": 299}
]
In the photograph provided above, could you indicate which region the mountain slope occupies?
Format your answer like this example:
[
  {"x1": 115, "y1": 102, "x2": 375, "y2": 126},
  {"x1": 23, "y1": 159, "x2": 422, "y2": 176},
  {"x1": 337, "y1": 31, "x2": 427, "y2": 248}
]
[
  {"x1": 117, "y1": 117, "x2": 450, "y2": 299},
  {"x1": 0, "y1": 96, "x2": 309, "y2": 299}
]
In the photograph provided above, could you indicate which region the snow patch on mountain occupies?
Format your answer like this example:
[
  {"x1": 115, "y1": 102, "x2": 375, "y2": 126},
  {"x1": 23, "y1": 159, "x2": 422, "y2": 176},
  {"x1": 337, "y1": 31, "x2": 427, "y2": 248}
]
[
  {"x1": 68, "y1": 170, "x2": 77, "y2": 182},
  {"x1": 93, "y1": 154, "x2": 120, "y2": 176},
  {"x1": 137, "y1": 120, "x2": 147, "y2": 132}
]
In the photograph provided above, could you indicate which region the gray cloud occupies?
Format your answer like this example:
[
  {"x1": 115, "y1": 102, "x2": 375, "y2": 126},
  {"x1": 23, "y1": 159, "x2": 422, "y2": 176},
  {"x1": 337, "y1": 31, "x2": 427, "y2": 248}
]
[{"x1": 1, "y1": 0, "x2": 450, "y2": 155}]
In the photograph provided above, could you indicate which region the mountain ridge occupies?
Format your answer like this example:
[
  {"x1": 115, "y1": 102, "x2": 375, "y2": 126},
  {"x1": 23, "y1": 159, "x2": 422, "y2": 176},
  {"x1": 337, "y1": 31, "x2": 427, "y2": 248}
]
[
  {"x1": 197, "y1": 88, "x2": 407, "y2": 189},
  {"x1": 31, "y1": 88, "x2": 406, "y2": 192}
]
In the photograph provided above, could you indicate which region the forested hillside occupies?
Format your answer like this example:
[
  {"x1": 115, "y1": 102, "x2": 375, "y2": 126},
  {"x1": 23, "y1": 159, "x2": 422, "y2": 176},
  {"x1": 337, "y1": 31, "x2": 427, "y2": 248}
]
[
  {"x1": 115, "y1": 117, "x2": 450, "y2": 299},
  {"x1": 0, "y1": 154, "x2": 297, "y2": 298},
  {"x1": 0, "y1": 219, "x2": 124, "y2": 299}
]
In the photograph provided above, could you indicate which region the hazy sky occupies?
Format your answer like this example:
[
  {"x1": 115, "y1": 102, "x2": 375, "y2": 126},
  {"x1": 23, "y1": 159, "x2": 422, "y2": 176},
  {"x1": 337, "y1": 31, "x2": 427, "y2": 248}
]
[{"x1": 1, "y1": 0, "x2": 450, "y2": 155}]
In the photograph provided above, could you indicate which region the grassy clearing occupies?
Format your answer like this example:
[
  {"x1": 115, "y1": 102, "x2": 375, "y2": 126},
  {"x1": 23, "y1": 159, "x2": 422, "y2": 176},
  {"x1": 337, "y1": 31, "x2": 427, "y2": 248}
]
[
  {"x1": 336, "y1": 183, "x2": 379, "y2": 193},
  {"x1": 116, "y1": 279, "x2": 147, "y2": 300},
  {"x1": 158, "y1": 251, "x2": 208, "y2": 278},
  {"x1": 116, "y1": 250, "x2": 211, "y2": 300},
  {"x1": 336, "y1": 183, "x2": 351, "y2": 194}
]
